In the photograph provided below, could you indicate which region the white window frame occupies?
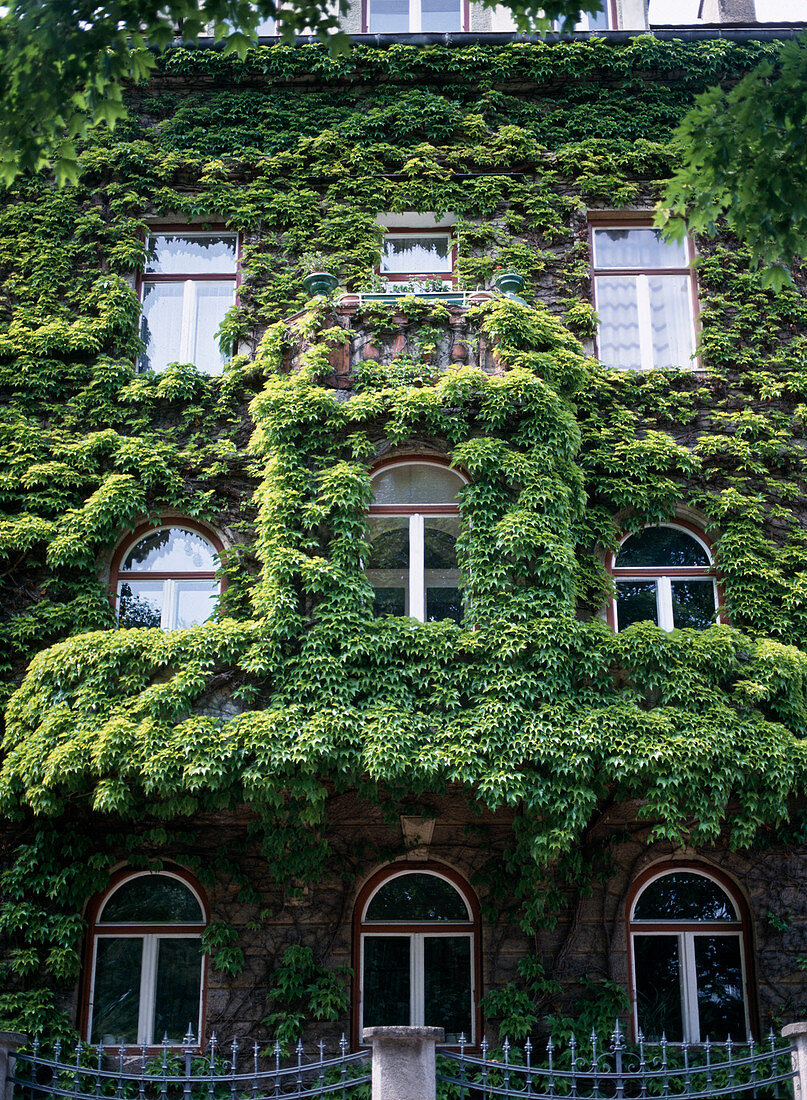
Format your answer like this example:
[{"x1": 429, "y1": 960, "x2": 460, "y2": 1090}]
[
  {"x1": 591, "y1": 224, "x2": 698, "y2": 372},
  {"x1": 367, "y1": 461, "x2": 467, "y2": 624},
  {"x1": 140, "y1": 231, "x2": 238, "y2": 375},
  {"x1": 611, "y1": 523, "x2": 719, "y2": 632},
  {"x1": 88, "y1": 871, "x2": 207, "y2": 1047},
  {"x1": 629, "y1": 869, "x2": 750, "y2": 1044}
]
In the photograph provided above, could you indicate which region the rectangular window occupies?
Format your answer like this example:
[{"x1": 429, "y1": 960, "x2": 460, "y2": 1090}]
[
  {"x1": 592, "y1": 225, "x2": 697, "y2": 371},
  {"x1": 380, "y1": 232, "x2": 454, "y2": 278},
  {"x1": 367, "y1": 0, "x2": 463, "y2": 31},
  {"x1": 140, "y1": 232, "x2": 238, "y2": 375}
]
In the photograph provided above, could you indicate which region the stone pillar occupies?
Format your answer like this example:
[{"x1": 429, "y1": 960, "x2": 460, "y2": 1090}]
[
  {"x1": 0, "y1": 1032, "x2": 26, "y2": 1100},
  {"x1": 362, "y1": 1026, "x2": 444, "y2": 1100},
  {"x1": 783, "y1": 1023, "x2": 807, "y2": 1100}
]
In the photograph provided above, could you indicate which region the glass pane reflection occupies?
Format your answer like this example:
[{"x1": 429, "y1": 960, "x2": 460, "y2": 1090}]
[
  {"x1": 153, "y1": 938, "x2": 202, "y2": 1043},
  {"x1": 101, "y1": 875, "x2": 204, "y2": 923},
  {"x1": 617, "y1": 528, "x2": 709, "y2": 568},
  {"x1": 616, "y1": 580, "x2": 658, "y2": 628},
  {"x1": 366, "y1": 874, "x2": 469, "y2": 921},
  {"x1": 694, "y1": 935, "x2": 746, "y2": 1041},
  {"x1": 634, "y1": 935, "x2": 683, "y2": 1043},
  {"x1": 91, "y1": 938, "x2": 143, "y2": 1045},
  {"x1": 123, "y1": 529, "x2": 218, "y2": 573},
  {"x1": 424, "y1": 937, "x2": 471, "y2": 1041},
  {"x1": 363, "y1": 937, "x2": 410, "y2": 1026},
  {"x1": 119, "y1": 581, "x2": 163, "y2": 629},
  {"x1": 634, "y1": 873, "x2": 736, "y2": 921},
  {"x1": 671, "y1": 579, "x2": 716, "y2": 630}
]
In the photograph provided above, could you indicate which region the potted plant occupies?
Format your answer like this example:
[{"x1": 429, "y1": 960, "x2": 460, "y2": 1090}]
[
  {"x1": 303, "y1": 271, "x2": 339, "y2": 296},
  {"x1": 494, "y1": 272, "x2": 525, "y2": 295}
]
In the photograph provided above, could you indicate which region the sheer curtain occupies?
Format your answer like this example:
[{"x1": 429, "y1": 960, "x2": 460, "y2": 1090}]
[
  {"x1": 381, "y1": 235, "x2": 451, "y2": 274},
  {"x1": 596, "y1": 275, "x2": 641, "y2": 369},
  {"x1": 649, "y1": 274, "x2": 694, "y2": 368}
]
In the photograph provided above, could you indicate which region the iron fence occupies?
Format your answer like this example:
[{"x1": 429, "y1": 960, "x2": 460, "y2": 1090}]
[
  {"x1": 7, "y1": 1032, "x2": 370, "y2": 1100},
  {"x1": 436, "y1": 1023, "x2": 795, "y2": 1099}
]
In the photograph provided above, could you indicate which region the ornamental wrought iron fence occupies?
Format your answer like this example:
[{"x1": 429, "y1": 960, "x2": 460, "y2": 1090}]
[
  {"x1": 7, "y1": 1032, "x2": 370, "y2": 1100},
  {"x1": 436, "y1": 1023, "x2": 796, "y2": 1099}
]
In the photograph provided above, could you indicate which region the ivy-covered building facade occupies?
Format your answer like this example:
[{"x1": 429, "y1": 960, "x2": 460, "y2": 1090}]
[{"x1": 2, "y1": 1, "x2": 807, "y2": 1061}]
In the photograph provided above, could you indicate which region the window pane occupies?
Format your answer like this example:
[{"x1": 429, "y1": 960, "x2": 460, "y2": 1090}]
[
  {"x1": 140, "y1": 281, "x2": 184, "y2": 373},
  {"x1": 366, "y1": 874, "x2": 469, "y2": 921},
  {"x1": 175, "y1": 579, "x2": 219, "y2": 628},
  {"x1": 153, "y1": 938, "x2": 203, "y2": 1043},
  {"x1": 372, "y1": 465, "x2": 464, "y2": 505},
  {"x1": 648, "y1": 274, "x2": 694, "y2": 369},
  {"x1": 634, "y1": 873, "x2": 737, "y2": 921},
  {"x1": 585, "y1": 3, "x2": 610, "y2": 28},
  {"x1": 424, "y1": 517, "x2": 461, "y2": 623},
  {"x1": 421, "y1": 0, "x2": 462, "y2": 32},
  {"x1": 617, "y1": 528, "x2": 710, "y2": 568},
  {"x1": 634, "y1": 935, "x2": 683, "y2": 1042},
  {"x1": 380, "y1": 236, "x2": 452, "y2": 274},
  {"x1": 367, "y1": 516, "x2": 409, "y2": 616},
  {"x1": 90, "y1": 938, "x2": 143, "y2": 1045},
  {"x1": 368, "y1": 0, "x2": 409, "y2": 32},
  {"x1": 616, "y1": 580, "x2": 658, "y2": 629},
  {"x1": 594, "y1": 228, "x2": 688, "y2": 270},
  {"x1": 123, "y1": 530, "x2": 218, "y2": 573},
  {"x1": 145, "y1": 234, "x2": 237, "y2": 275},
  {"x1": 373, "y1": 588, "x2": 407, "y2": 616},
  {"x1": 100, "y1": 875, "x2": 204, "y2": 923},
  {"x1": 595, "y1": 275, "x2": 642, "y2": 370},
  {"x1": 188, "y1": 280, "x2": 234, "y2": 376},
  {"x1": 119, "y1": 581, "x2": 163, "y2": 629},
  {"x1": 671, "y1": 579, "x2": 716, "y2": 630},
  {"x1": 694, "y1": 936, "x2": 746, "y2": 1042},
  {"x1": 363, "y1": 937, "x2": 411, "y2": 1027},
  {"x1": 424, "y1": 937, "x2": 472, "y2": 1042}
]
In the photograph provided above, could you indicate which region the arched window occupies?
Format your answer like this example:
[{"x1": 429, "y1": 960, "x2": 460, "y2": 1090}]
[
  {"x1": 86, "y1": 870, "x2": 208, "y2": 1047},
  {"x1": 367, "y1": 461, "x2": 466, "y2": 623},
  {"x1": 628, "y1": 867, "x2": 752, "y2": 1043},
  {"x1": 112, "y1": 525, "x2": 222, "y2": 630},
  {"x1": 610, "y1": 523, "x2": 718, "y2": 631},
  {"x1": 354, "y1": 866, "x2": 479, "y2": 1044}
]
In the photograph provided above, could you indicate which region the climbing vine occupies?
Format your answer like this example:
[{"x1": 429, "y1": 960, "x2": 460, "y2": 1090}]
[{"x1": 1, "y1": 34, "x2": 807, "y2": 1038}]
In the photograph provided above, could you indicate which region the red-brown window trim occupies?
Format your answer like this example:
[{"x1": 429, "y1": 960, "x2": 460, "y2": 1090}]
[
  {"x1": 376, "y1": 227, "x2": 458, "y2": 286},
  {"x1": 79, "y1": 864, "x2": 210, "y2": 1049},
  {"x1": 605, "y1": 519, "x2": 723, "y2": 632},
  {"x1": 109, "y1": 519, "x2": 226, "y2": 617},
  {"x1": 351, "y1": 861, "x2": 483, "y2": 1050},
  {"x1": 587, "y1": 215, "x2": 701, "y2": 370},
  {"x1": 624, "y1": 861, "x2": 758, "y2": 1042}
]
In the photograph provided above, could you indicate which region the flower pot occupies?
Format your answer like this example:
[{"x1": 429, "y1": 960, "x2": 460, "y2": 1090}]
[
  {"x1": 494, "y1": 272, "x2": 525, "y2": 295},
  {"x1": 303, "y1": 271, "x2": 339, "y2": 296}
]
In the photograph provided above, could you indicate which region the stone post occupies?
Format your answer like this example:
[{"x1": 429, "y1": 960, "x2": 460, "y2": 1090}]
[
  {"x1": 362, "y1": 1026, "x2": 444, "y2": 1100},
  {"x1": 784, "y1": 1023, "x2": 807, "y2": 1100},
  {"x1": 0, "y1": 1032, "x2": 26, "y2": 1100}
]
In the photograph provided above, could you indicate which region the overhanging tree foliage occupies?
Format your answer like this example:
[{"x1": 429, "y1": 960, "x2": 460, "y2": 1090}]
[
  {"x1": 0, "y1": 0, "x2": 609, "y2": 185},
  {"x1": 658, "y1": 30, "x2": 807, "y2": 286}
]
